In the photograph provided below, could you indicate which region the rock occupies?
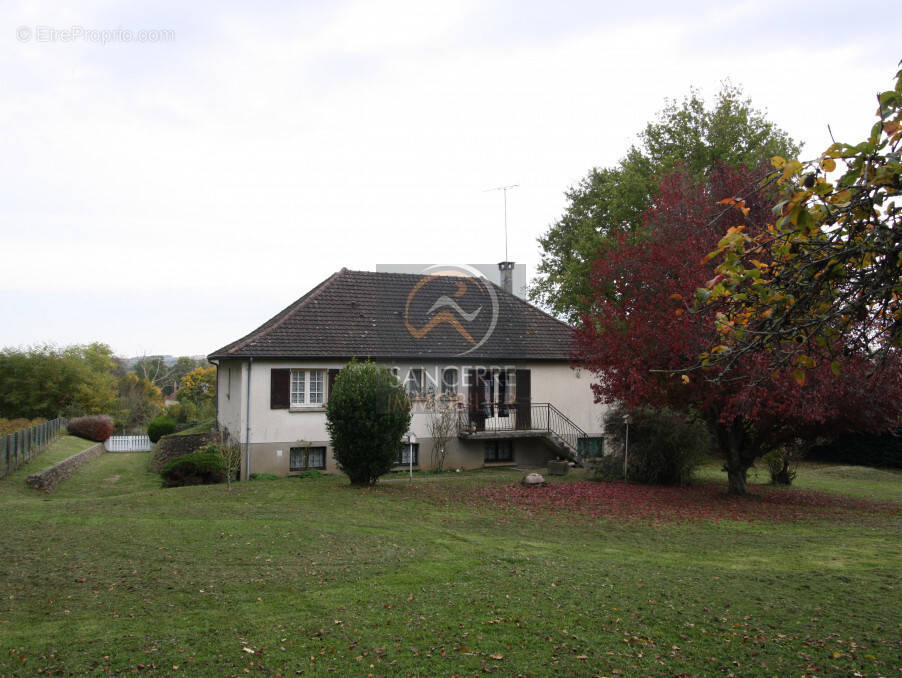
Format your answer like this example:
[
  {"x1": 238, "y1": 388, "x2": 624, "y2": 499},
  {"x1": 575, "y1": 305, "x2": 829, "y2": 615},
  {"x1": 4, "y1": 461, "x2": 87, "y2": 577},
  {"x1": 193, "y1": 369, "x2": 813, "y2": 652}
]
[{"x1": 521, "y1": 472, "x2": 547, "y2": 487}]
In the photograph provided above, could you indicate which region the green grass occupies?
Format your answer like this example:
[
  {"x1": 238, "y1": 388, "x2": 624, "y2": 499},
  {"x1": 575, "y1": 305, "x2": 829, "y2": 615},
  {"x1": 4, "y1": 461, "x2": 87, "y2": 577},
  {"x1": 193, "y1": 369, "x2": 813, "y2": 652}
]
[
  {"x1": 696, "y1": 458, "x2": 902, "y2": 503},
  {"x1": 0, "y1": 435, "x2": 97, "y2": 495},
  {"x1": 0, "y1": 453, "x2": 900, "y2": 676}
]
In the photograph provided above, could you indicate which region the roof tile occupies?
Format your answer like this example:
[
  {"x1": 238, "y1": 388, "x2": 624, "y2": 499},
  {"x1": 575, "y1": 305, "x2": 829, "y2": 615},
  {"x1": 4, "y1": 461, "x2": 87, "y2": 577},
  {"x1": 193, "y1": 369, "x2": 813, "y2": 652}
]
[{"x1": 208, "y1": 269, "x2": 573, "y2": 361}]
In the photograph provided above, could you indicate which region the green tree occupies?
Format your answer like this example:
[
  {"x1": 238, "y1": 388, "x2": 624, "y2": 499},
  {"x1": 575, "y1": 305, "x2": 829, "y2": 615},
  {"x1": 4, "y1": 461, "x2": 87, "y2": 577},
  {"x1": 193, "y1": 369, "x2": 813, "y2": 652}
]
[
  {"x1": 326, "y1": 360, "x2": 411, "y2": 486},
  {"x1": 67, "y1": 343, "x2": 119, "y2": 416},
  {"x1": 0, "y1": 343, "x2": 118, "y2": 419},
  {"x1": 117, "y1": 373, "x2": 163, "y2": 432},
  {"x1": 531, "y1": 84, "x2": 798, "y2": 323}
]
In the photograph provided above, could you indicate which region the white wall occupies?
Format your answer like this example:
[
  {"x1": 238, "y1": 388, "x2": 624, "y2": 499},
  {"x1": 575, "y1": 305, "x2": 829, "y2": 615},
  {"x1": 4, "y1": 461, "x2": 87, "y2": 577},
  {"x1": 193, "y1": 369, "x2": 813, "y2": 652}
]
[
  {"x1": 215, "y1": 359, "x2": 245, "y2": 444},
  {"x1": 247, "y1": 359, "x2": 345, "y2": 445},
  {"x1": 232, "y1": 358, "x2": 604, "y2": 445},
  {"x1": 528, "y1": 362, "x2": 606, "y2": 436}
]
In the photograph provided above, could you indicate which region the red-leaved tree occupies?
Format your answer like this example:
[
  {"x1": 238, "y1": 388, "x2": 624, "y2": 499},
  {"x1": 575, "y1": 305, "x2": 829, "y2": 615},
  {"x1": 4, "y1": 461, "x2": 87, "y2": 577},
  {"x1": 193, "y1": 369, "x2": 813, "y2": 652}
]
[{"x1": 573, "y1": 165, "x2": 902, "y2": 495}]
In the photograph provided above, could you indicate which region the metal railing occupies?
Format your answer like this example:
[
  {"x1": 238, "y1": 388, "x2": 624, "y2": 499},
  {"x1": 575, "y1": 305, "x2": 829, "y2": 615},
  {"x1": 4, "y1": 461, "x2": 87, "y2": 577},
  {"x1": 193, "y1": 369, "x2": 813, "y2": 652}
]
[
  {"x1": 0, "y1": 417, "x2": 66, "y2": 479},
  {"x1": 458, "y1": 402, "x2": 588, "y2": 456}
]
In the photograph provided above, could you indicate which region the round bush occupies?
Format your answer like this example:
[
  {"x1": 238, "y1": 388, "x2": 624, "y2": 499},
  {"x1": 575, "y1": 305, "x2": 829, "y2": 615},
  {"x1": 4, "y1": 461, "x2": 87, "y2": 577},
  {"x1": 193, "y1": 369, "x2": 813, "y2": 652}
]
[
  {"x1": 160, "y1": 452, "x2": 225, "y2": 487},
  {"x1": 326, "y1": 360, "x2": 411, "y2": 486},
  {"x1": 67, "y1": 415, "x2": 114, "y2": 442},
  {"x1": 147, "y1": 415, "x2": 177, "y2": 443}
]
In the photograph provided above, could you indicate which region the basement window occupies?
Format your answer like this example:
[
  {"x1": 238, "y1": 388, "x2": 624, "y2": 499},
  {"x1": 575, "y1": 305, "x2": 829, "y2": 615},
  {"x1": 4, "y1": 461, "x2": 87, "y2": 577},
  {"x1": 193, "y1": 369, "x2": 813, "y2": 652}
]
[
  {"x1": 290, "y1": 446, "x2": 326, "y2": 471},
  {"x1": 484, "y1": 440, "x2": 513, "y2": 463}
]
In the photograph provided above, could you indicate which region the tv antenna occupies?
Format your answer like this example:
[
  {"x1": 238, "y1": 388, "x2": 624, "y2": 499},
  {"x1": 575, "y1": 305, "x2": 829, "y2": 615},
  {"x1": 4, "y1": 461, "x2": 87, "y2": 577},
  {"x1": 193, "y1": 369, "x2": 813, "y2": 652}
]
[{"x1": 484, "y1": 184, "x2": 519, "y2": 261}]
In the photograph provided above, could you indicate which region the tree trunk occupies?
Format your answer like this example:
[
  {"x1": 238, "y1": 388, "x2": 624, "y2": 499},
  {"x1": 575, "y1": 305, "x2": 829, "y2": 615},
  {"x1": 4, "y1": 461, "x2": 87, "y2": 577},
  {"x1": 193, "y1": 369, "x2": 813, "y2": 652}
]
[
  {"x1": 717, "y1": 419, "x2": 753, "y2": 496},
  {"x1": 726, "y1": 463, "x2": 748, "y2": 495}
]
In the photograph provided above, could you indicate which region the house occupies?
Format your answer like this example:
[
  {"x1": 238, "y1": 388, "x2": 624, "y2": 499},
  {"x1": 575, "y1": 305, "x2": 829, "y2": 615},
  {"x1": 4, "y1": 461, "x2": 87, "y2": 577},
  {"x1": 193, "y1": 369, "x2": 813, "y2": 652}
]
[{"x1": 208, "y1": 264, "x2": 606, "y2": 479}]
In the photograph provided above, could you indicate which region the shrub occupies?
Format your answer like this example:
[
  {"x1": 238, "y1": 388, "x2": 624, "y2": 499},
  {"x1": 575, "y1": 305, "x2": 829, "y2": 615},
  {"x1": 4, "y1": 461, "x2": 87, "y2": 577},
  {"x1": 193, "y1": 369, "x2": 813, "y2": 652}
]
[
  {"x1": 198, "y1": 442, "x2": 241, "y2": 489},
  {"x1": 602, "y1": 406, "x2": 711, "y2": 485},
  {"x1": 67, "y1": 415, "x2": 114, "y2": 442},
  {"x1": 160, "y1": 452, "x2": 225, "y2": 487},
  {"x1": 250, "y1": 472, "x2": 280, "y2": 480},
  {"x1": 762, "y1": 445, "x2": 803, "y2": 485},
  {"x1": 148, "y1": 433, "x2": 215, "y2": 473},
  {"x1": 326, "y1": 359, "x2": 411, "y2": 486},
  {"x1": 292, "y1": 469, "x2": 323, "y2": 480},
  {"x1": 147, "y1": 415, "x2": 177, "y2": 443},
  {"x1": 587, "y1": 452, "x2": 626, "y2": 482}
]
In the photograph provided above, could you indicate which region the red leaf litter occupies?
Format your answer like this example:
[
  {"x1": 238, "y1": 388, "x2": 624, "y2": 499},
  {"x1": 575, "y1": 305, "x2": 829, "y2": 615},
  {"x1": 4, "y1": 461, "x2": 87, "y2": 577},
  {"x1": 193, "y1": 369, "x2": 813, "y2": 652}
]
[{"x1": 416, "y1": 481, "x2": 900, "y2": 525}]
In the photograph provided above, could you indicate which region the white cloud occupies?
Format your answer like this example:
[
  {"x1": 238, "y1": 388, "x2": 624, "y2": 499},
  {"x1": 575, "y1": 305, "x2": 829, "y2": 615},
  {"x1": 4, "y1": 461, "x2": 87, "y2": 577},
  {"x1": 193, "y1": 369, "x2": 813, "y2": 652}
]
[{"x1": 1, "y1": 0, "x2": 898, "y2": 355}]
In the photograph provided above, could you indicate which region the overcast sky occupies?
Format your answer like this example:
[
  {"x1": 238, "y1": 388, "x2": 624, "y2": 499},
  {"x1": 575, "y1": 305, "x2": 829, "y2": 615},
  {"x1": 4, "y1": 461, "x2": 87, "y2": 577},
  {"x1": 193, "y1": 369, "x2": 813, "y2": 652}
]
[{"x1": 1, "y1": 1, "x2": 898, "y2": 358}]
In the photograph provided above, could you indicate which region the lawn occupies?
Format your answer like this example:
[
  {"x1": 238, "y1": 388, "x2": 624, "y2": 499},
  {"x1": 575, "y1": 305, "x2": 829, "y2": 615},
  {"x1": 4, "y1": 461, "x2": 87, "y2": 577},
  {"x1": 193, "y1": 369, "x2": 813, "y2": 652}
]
[{"x1": 0, "y1": 443, "x2": 900, "y2": 677}]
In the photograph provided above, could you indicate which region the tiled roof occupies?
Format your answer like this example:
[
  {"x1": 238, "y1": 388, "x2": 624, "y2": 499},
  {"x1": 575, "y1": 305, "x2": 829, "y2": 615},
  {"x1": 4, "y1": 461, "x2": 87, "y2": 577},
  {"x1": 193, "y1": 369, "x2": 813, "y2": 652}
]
[{"x1": 208, "y1": 269, "x2": 574, "y2": 362}]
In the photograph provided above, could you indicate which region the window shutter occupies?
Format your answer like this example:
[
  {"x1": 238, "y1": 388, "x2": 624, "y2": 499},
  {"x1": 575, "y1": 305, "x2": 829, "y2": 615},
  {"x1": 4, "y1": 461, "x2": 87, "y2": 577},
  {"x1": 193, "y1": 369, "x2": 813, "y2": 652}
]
[
  {"x1": 515, "y1": 369, "x2": 531, "y2": 430},
  {"x1": 327, "y1": 369, "x2": 339, "y2": 401},
  {"x1": 468, "y1": 368, "x2": 487, "y2": 431},
  {"x1": 270, "y1": 368, "x2": 290, "y2": 409},
  {"x1": 467, "y1": 368, "x2": 479, "y2": 412}
]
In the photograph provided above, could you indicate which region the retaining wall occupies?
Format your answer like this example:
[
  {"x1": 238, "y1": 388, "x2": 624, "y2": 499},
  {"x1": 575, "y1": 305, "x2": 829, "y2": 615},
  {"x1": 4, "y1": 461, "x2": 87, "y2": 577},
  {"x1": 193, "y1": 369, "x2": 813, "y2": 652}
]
[
  {"x1": 150, "y1": 433, "x2": 216, "y2": 473},
  {"x1": 26, "y1": 443, "x2": 105, "y2": 492}
]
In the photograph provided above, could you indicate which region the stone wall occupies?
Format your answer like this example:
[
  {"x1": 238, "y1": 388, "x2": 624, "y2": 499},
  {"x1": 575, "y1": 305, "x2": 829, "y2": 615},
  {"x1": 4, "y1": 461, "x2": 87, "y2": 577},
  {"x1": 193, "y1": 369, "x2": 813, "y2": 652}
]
[
  {"x1": 26, "y1": 443, "x2": 104, "y2": 492},
  {"x1": 150, "y1": 433, "x2": 216, "y2": 473}
]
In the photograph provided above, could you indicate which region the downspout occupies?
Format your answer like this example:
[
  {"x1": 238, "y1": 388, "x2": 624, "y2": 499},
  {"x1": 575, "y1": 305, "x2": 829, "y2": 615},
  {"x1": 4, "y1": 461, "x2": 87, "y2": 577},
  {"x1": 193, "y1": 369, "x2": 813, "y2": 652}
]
[{"x1": 245, "y1": 357, "x2": 253, "y2": 480}]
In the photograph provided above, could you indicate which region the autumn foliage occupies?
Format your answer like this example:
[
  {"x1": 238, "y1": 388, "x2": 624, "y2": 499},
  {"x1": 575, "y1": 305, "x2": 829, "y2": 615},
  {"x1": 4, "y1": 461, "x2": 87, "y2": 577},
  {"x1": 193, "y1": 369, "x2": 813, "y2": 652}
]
[
  {"x1": 416, "y1": 480, "x2": 900, "y2": 526},
  {"x1": 572, "y1": 165, "x2": 902, "y2": 495},
  {"x1": 67, "y1": 415, "x2": 114, "y2": 442},
  {"x1": 705, "y1": 65, "x2": 902, "y2": 366}
]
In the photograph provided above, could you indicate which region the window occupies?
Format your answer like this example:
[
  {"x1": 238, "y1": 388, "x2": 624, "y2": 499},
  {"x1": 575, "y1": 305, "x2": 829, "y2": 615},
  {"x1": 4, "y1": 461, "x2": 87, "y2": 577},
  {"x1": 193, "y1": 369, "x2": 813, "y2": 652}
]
[
  {"x1": 503, "y1": 369, "x2": 516, "y2": 404},
  {"x1": 578, "y1": 437, "x2": 604, "y2": 458},
  {"x1": 290, "y1": 446, "x2": 326, "y2": 471},
  {"x1": 290, "y1": 369, "x2": 325, "y2": 406},
  {"x1": 484, "y1": 440, "x2": 513, "y2": 462},
  {"x1": 441, "y1": 368, "x2": 458, "y2": 395},
  {"x1": 396, "y1": 443, "x2": 419, "y2": 466},
  {"x1": 406, "y1": 368, "x2": 424, "y2": 395}
]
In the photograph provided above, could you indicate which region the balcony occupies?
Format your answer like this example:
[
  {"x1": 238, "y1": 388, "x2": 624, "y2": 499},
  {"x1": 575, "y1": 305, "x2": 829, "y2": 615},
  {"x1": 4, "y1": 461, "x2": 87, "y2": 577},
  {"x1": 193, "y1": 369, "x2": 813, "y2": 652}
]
[{"x1": 458, "y1": 402, "x2": 587, "y2": 463}]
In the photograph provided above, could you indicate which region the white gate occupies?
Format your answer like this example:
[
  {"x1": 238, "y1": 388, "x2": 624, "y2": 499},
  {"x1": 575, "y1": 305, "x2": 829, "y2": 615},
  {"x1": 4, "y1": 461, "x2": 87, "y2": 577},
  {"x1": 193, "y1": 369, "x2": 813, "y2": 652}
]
[{"x1": 105, "y1": 435, "x2": 153, "y2": 452}]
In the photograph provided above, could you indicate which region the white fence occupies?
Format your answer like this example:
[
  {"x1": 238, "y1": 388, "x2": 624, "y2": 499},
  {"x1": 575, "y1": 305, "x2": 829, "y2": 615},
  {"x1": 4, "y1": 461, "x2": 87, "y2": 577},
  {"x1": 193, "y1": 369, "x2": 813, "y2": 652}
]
[{"x1": 104, "y1": 435, "x2": 153, "y2": 452}]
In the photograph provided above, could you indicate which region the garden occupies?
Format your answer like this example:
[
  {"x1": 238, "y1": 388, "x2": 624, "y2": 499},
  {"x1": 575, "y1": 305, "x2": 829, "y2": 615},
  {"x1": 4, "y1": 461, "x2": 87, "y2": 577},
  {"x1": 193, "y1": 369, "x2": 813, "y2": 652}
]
[{"x1": 0, "y1": 434, "x2": 899, "y2": 676}]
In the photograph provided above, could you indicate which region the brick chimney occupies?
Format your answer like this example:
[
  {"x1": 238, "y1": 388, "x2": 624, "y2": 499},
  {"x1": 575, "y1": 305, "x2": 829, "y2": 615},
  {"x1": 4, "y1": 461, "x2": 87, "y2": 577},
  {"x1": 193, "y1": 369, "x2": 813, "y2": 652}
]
[{"x1": 498, "y1": 261, "x2": 514, "y2": 294}]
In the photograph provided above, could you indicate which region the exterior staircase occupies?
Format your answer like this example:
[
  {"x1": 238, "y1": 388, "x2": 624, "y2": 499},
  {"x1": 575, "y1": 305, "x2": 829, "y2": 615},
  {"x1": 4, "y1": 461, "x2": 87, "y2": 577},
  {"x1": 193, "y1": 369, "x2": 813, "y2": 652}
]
[{"x1": 458, "y1": 402, "x2": 588, "y2": 465}]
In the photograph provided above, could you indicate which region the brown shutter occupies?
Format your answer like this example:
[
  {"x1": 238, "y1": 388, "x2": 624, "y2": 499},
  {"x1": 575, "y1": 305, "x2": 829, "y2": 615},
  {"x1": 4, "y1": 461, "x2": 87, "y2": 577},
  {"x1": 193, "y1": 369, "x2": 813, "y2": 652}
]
[
  {"x1": 270, "y1": 368, "x2": 290, "y2": 409},
  {"x1": 467, "y1": 368, "x2": 486, "y2": 432},
  {"x1": 515, "y1": 368, "x2": 531, "y2": 430},
  {"x1": 327, "y1": 368, "x2": 339, "y2": 401}
]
